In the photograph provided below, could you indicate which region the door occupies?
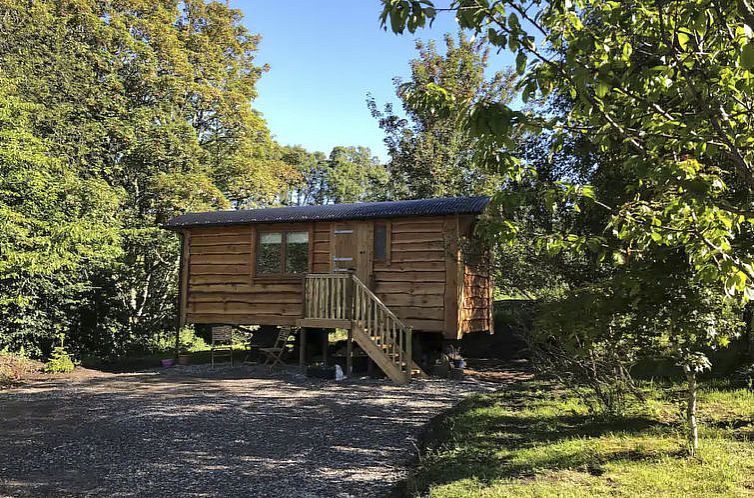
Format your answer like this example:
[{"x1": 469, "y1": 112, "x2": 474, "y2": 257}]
[
  {"x1": 331, "y1": 223, "x2": 370, "y2": 282},
  {"x1": 332, "y1": 224, "x2": 357, "y2": 273}
]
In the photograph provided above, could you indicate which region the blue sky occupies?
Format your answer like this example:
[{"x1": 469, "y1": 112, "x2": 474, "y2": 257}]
[{"x1": 233, "y1": 0, "x2": 514, "y2": 161}]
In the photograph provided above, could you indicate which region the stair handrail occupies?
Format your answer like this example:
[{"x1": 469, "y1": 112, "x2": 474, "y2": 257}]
[
  {"x1": 349, "y1": 274, "x2": 409, "y2": 330},
  {"x1": 351, "y1": 274, "x2": 412, "y2": 379}
]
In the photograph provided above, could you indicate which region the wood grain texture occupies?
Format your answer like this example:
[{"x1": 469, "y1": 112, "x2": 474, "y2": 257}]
[{"x1": 178, "y1": 215, "x2": 490, "y2": 336}]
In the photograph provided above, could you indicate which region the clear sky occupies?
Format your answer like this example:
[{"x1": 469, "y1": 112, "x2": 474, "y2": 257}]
[{"x1": 232, "y1": 0, "x2": 514, "y2": 161}]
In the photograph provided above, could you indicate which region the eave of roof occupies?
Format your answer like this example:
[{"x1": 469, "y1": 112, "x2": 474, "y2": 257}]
[{"x1": 162, "y1": 196, "x2": 491, "y2": 230}]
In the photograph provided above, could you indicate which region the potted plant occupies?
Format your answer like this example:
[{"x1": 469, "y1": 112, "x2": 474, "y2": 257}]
[
  {"x1": 447, "y1": 346, "x2": 466, "y2": 369},
  {"x1": 177, "y1": 351, "x2": 191, "y2": 366}
]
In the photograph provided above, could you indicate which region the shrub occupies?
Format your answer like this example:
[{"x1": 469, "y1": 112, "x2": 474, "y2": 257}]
[
  {"x1": 144, "y1": 327, "x2": 208, "y2": 354},
  {"x1": 44, "y1": 334, "x2": 75, "y2": 373},
  {"x1": 0, "y1": 351, "x2": 43, "y2": 386}
]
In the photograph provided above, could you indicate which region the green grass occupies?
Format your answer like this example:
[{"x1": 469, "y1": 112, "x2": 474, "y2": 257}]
[{"x1": 409, "y1": 379, "x2": 754, "y2": 497}]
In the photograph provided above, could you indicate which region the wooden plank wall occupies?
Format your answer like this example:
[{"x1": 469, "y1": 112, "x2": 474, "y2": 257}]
[
  {"x1": 179, "y1": 215, "x2": 490, "y2": 336},
  {"x1": 373, "y1": 217, "x2": 449, "y2": 334},
  {"x1": 462, "y1": 264, "x2": 492, "y2": 333},
  {"x1": 184, "y1": 225, "x2": 313, "y2": 325},
  {"x1": 312, "y1": 222, "x2": 331, "y2": 273},
  {"x1": 460, "y1": 214, "x2": 493, "y2": 334}
]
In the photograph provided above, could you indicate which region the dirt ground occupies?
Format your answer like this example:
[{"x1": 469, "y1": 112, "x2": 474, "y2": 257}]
[{"x1": 0, "y1": 364, "x2": 522, "y2": 498}]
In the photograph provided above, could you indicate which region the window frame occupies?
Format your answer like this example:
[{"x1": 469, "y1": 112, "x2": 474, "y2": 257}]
[{"x1": 254, "y1": 227, "x2": 312, "y2": 279}]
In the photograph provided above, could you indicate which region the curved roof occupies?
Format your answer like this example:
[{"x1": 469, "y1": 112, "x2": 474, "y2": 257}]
[{"x1": 163, "y1": 196, "x2": 491, "y2": 229}]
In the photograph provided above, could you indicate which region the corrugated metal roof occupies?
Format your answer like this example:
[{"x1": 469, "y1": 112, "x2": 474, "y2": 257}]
[{"x1": 162, "y1": 196, "x2": 491, "y2": 229}]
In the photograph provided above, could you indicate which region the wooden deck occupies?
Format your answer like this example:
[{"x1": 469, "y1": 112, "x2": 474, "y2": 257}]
[{"x1": 297, "y1": 273, "x2": 420, "y2": 384}]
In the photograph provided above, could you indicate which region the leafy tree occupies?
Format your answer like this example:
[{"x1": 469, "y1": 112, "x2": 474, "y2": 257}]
[
  {"x1": 368, "y1": 32, "x2": 517, "y2": 198},
  {"x1": 325, "y1": 146, "x2": 389, "y2": 203},
  {"x1": 283, "y1": 145, "x2": 389, "y2": 205},
  {"x1": 0, "y1": 82, "x2": 120, "y2": 354},
  {"x1": 281, "y1": 145, "x2": 329, "y2": 206},
  {"x1": 380, "y1": 0, "x2": 754, "y2": 451},
  {"x1": 0, "y1": 0, "x2": 291, "y2": 356}
]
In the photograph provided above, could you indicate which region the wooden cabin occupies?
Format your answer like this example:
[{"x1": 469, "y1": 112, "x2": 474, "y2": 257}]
[{"x1": 163, "y1": 196, "x2": 492, "y2": 383}]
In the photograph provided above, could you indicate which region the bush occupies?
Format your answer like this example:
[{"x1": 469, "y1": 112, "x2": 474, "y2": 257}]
[
  {"x1": 143, "y1": 327, "x2": 208, "y2": 354},
  {"x1": 44, "y1": 334, "x2": 75, "y2": 373},
  {"x1": 0, "y1": 351, "x2": 43, "y2": 386}
]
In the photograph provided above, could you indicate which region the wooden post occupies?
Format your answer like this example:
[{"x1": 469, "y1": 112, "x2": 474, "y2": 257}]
[
  {"x1": 346, "y1": 328, "x2": 353, "y2": 377},
  {"x1": 322, "y1": 330, "x2": 329, "y2": 364},
  {"x1": 406, "y1": 327, "x2": 413, "y2": 377},
  {"x1": 175, "y1": 230, "x2": 190, "y2": 359},
  {"x1": 299, "y1": 328, "x2": 307, "y2": 372}
]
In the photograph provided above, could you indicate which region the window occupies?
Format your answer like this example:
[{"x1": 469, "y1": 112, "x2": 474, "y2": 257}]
[
  {"x1": 256, "y1": 231, "x2": 309, "y2": 276},
  {"x1": 374, "y1": 223, "x2": 388, "y2": 262},
  {"x1": 285, "y1": 232, "x2": 309, "y2": 273}
]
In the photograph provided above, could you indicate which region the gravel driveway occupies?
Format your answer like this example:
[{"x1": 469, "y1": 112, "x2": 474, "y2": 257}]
[{"x1": 0, "y1": 365, "x2": 498, "y2": 497}]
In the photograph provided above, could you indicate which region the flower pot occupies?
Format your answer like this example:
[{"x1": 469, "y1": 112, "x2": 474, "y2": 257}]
[
  {"x1": 161, "y1": 358, "x2": 175, "y2": 368},
  {"x1": 177, "y1": 354, "x2": 190, "y2": 366}
]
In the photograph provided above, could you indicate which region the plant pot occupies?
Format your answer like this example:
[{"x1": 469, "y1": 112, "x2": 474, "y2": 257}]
[
  {"x1": 177, "y1": 354, "x2": 190, "y2": 366},
  {"x1": 161, "y1": 358, "x2": 175, "y2": 368}
]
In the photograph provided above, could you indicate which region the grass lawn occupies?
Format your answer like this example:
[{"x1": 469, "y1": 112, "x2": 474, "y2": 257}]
[{"x1": 410, "y1": 377, "x2": 754, "y2": 497}]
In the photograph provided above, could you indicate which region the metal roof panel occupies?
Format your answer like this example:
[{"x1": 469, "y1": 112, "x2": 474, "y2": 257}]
[{"x1": 162, "y1": 196, "x2": 491, "y2": 229}]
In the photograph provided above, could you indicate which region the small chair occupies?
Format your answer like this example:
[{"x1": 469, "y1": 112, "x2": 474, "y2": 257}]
[
  {"x1": 211, "y1": 326, "x2": 234, "y2": 367},
  {"x1": 259, "y1": 327, "x2": 293, "y2": 369}
]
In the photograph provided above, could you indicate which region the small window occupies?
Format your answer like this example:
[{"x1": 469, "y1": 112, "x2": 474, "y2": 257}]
[
  {"x1": 256, "y1": 231, "x2": 309, "y2": 276},
  {"x1": 374, "y1": 223, "x2": 388, "y2": 261}
]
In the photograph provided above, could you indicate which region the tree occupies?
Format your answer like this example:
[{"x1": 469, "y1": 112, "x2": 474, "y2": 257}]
[
  {"x1": 325, "y1": 146, "x2": 390, "y2": 203},
  {"x1": 281, "y1": 145, "x2": 329, "y2": 206},
  {"x1": 283, "y1": 145, "x2": 389, "y2": 205},
  {"x1": 0, "y1": 82, "x2": 120, "y2": 354},
  {"x1": 368, "y1": 32, "x2": 517, "y2": 198},
  {"x1": 0, "y1": 0, "x2": 289, "y2": 356},
  {"x1": 380, "y1": 0, "x2": 754, "y2": 451}
]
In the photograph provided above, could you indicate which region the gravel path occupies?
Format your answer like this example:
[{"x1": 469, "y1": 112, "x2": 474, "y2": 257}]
[{"x1": 0, "y1": 365, "x2": 499, "y2": 497}]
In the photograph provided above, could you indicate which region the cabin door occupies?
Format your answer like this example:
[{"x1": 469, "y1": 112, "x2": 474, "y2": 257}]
[{"x1": 331, "y1": 223, "x2": 369, "y2": 282}]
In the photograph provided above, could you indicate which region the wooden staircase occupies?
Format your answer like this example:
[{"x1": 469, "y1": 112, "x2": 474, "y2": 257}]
[{"x1": 300, "y1": 273, "x2": 424, "y2": 384}]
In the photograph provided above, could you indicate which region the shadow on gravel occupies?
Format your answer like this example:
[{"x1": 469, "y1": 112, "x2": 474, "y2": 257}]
[{"x1": 0, "y1": 365, "x2": 503, "y2": 498}]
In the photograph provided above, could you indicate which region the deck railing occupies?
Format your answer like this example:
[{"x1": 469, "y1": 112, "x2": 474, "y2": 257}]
[
  {"x1": 303, "y1": 273, "x2": 353, "y2": 320},
  {"x1": 303, "y1": 273, "x2": 413, "y2": 381},
  {"x1": 351, "y1": 275, "x2": 412, "y2": 378}
]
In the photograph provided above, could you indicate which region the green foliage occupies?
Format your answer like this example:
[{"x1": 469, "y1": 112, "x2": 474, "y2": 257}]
[
  {"x1": 0, "y1": 1, "x2": 382, "y2": 359},
  {"x1": 0, "y1": 81, "x2": 120, "y2": 354},
  {"x1": 380, "y1": 0, "x2": 754, "y2": 300},
  {"x1": 325, "y1": 146, "x2": 389, "y2": 203},
  {"x1": 409, "y1": 378, "x2": 754, "y2": 497},
  {"x1": 368, "y1": 32, "x2": 518, "y2": 199},
  {"x1": 380, "y1": 0, "x2": 754, "y2": 448},
  {"x1": 283, "y1": 145, "x2": 389, "y2": 205},
  {"x1": 144, "y1": 327, "x2": 208, "y2": 354},
  {"x1": 44, "y1": 334, "x2": 75, "y2": 374}
]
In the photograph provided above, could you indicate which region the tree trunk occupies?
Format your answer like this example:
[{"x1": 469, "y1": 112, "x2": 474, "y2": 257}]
[{"x1": 683, "y1": 364, "x2": 699, "y2": 454}]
